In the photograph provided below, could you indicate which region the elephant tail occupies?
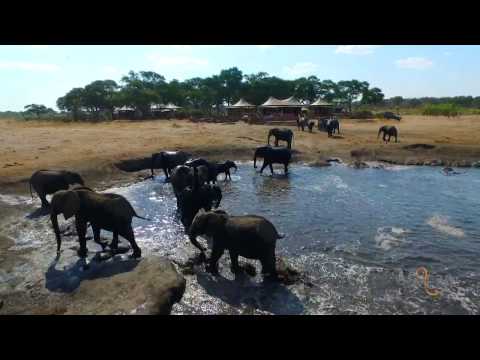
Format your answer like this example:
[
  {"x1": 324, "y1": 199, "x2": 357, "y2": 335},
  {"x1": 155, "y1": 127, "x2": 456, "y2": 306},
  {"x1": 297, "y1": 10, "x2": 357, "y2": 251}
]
[
  {"x1": 134, "y1": 213, "x2": 151, "y2": 221},
  {"x1": 29, "y1": 178, "x2": 35, "y2": 200}
]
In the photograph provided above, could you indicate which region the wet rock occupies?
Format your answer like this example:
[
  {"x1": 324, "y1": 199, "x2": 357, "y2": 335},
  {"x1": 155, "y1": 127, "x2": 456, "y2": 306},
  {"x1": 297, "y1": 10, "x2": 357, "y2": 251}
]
[
  {"x1": 307, "y1": 160, "x2": 331, "y2": 167},
  {"x1": 472, "y1": 161, "x2": 480, "y2": 168},
  {"x1": 65, "y1": 256, "x2": 186, "y2": 315},
  {"x1": 276, "y1": 257, "x2": 301, "y2": 285},
  {"x1": 350, "y1": 161, "x2": 369, "y2": 169},
  {"x1": 326, "y1": 158, "x2": 342, "y2": 163}
]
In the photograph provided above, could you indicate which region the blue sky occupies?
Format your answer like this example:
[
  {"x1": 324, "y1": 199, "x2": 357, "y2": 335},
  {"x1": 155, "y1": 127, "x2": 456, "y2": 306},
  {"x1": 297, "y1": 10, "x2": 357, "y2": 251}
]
[{"x1": 0, "y1": 45, "x2": 479, "y2": 111}]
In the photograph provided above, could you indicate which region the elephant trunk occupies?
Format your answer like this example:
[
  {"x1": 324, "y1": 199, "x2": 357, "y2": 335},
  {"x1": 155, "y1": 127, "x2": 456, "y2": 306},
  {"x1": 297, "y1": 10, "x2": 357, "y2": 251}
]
[
  {"x1": 377, "y1": 128, "x2": 382, "y2": 139},
  {"x1": 29, "y1": 179, "x2": 34, "y2": 200},
  {"x1": 267, "y1": 131, "x2": 272, "y2": 145},
  {"x1": 232, "y1": 163, "x2": 238, "y2": 173},
  {"x1": 253, "y1": 151, "x2": 258, "y2": 168},
  {"x1": 50, "y1": 212, "x2": 62, "y2": 254}
]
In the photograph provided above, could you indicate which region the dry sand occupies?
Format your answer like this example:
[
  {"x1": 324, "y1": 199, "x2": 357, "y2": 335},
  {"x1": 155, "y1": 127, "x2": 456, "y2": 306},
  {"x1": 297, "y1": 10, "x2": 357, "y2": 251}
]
[{"x1": 1, "y1": 115, "x2": 480, "y2": 192}]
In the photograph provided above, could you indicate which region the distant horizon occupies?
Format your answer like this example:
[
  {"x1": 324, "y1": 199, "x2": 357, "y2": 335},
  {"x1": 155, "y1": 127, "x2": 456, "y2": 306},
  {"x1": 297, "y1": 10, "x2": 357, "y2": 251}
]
[{"x1": 1, "y1": 45, "x2": 479, "y2": 111}]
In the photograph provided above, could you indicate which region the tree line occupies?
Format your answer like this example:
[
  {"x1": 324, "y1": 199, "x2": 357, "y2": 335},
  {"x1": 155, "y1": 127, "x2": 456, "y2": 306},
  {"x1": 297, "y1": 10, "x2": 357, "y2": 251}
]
[{"x1": 53, "y1": 68, "x2": 385, "y2": 120}]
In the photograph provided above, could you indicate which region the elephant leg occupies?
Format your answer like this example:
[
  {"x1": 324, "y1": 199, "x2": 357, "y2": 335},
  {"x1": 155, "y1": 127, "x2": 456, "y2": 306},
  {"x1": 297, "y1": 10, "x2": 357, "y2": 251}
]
[
  {"x1": 284, "y1": 163, "x2": 289, "y2": 174},
  {"x1": 259, "y1": 161, "x2": 268, "y2": 174},
  {"x1": 229, "y1": 249, "x2": 241, "y2": 274},
  {"x1": 92, "y1": 225, "x2": 107, "y2": 250},
  {"x1": 261, "y1": 248, "x2": 278, "y2": 280},
  {"x1": 110, "y1": 231, "x2": 119, "y2": 251},
  {"x1": 269, "y1": 163, "x2": 274, "y2": 175},
  {"x1": 121, "y1": 226, "x2": 141, "y2": 258},
  {"x1": 76, "y1": 220, "x2": 88, "y2": 258},
  {"x1": 206, "y1": 245, "x2": 225, "y2": 275},
  {"x1": 275, "y1": 139, "x2": 279, "y2": 146},
  {"x1": 39, "y1": 192, "x2": 49, "y2": 208}
]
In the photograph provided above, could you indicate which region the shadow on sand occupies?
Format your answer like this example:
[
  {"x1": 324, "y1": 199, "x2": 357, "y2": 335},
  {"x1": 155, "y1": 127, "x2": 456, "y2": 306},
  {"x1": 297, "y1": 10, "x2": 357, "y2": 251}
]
[
  {"x1": 45, "y1": 252, "x2": 139, "y2": 293},
  {"x1": 195, "y1": 271, "x2": 305, "y2": 315}
]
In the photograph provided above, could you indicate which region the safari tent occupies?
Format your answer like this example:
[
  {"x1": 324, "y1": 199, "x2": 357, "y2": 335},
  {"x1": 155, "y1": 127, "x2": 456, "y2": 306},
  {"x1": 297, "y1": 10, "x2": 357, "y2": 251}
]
[
  {"x1": 113, "y1": 105, "x2": 135, "y2": 120},
  {"x1": 309, "y1": 98, "x2": 335, "y2": 116},
  {"x1": 259, "y1": 96, "x2": 303, "y2": 121},
  {"x1": 226, "y1": 98, "x2": 257, "y2": 119}
]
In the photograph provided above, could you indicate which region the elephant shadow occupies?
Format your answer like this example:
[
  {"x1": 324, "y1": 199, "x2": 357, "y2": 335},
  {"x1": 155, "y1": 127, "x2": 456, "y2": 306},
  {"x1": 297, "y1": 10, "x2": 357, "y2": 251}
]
[
  {"x1": 45, "y1": 253, "x2": 139, "y2": 293},
  {"x1": 25, "y1": 206, "x2": 51, "y2": 219},
  {"x1": 195, "y1": 271, "x2": 305, "y2": 315}
]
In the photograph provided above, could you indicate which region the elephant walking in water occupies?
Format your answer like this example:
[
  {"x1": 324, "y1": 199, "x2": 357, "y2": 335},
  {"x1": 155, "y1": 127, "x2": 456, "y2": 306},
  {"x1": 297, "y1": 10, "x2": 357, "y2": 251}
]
[
  {"x1": 50, "y1": 188, "x2": 147, "y2": 259},
  {"x1": 378, "y1": 125, "x2": 398, "y2": 143},
  {"x1": 253, "y1": 146, "x2": 292, "y2": 175},
  {"x1": 267, "y1": 128, "x2": 294, "y2": 149},
  {"x1": 188, "y1": 209, "x2": 283, "y2": 279},
  {"x1": 29, "y1": 170, "x2": 85, "y2": 208}
]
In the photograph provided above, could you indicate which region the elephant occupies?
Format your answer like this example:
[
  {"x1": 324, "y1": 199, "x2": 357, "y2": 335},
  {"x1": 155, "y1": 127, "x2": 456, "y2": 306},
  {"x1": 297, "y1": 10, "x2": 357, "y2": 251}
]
[
  {"x1": 253, "y1": 146, "x2": 292, "y2": 175},
  {"x1": 29, "y1": 170, "x2": 85, "y2": 208},
  {"x1": 170, "y1": 165, "x2": 210, "y2": 204},
  {"x1": 326, "y1": 118, "x2": 340, "y2": 137},
  {"x1": 50, "y1": 188, "x2": 147, "y2": 259},
  {"x1": 267, "y1": 128, "x2": 293, "y2": 149},
  {"x1": 176, "y1": 167, "x2": 222, "y2": 228},
  {"x1": 215, "y1": 160, "x2": 237, "y2": 181},
  {"x1": 297, "y1": 117, "x2": 308, "y2": 131},
  {"x1": 384, "y1": 112, "x2": 401, "y2": 121},
  {"x1": 150, "y1": 151, "x2": 191, "y2": 179},
  {"x1": 307, "y1": 121, "x2": 315, "y2": 133},
  {"x1": 318, "y1": 118, "x2": 328, "y2": 131},
  {"x1": 378, "y1": 125, "x2": 398, "y2": 143},
  {"x1": 188, "y1": 209, "x2": 284, "y2": 279},
  {"x1": 185, "y1": 158, "x2": 218, "y2": 184}
]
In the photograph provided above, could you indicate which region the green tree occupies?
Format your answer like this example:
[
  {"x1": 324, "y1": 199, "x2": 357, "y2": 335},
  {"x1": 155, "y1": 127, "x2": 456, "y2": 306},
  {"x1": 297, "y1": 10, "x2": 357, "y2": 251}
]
[
  {"x1": 82, "y1": 80, "x2": 118, "y2": 119},
  {"x1": 57, "y1": 88, "x2": 85, "y2": 120},
  {"x1": 24, "y1": 104, "x2": 51, "y2": 118},
  {"x1": 361, "y1": 87, "x2": 385, "y2": 105},
  {"x1": 336, "y1": 80, "x2": 370, "y2": 112},
  {"x1": 219, "y1": 67, "x2": 244, "y2": 105}
]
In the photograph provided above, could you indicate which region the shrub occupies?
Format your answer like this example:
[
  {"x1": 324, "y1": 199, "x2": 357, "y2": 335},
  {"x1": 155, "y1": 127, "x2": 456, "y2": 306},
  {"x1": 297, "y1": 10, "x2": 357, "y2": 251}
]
[
  {"x1": 422, "y1": 103, "x2": 461, "y2": 117},
  {"x1": 351, "y1": 110, "x2": 374, "y2": 119}
]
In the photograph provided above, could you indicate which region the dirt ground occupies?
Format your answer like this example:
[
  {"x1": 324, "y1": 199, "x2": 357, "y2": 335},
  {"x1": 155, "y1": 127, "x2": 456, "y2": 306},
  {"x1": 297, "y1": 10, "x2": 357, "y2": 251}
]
[{"x1": 1, "y1": 115, "x2": 480, "y2": 192}]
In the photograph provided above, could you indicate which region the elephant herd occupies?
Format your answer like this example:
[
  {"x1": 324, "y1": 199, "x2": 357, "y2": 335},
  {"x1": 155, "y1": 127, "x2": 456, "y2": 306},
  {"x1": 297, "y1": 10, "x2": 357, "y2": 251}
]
[
  {"x1": 27, "y1": 119, "x2": 399, "y2": 281},
  {"x1": 28, "y1": 144, "x2": 290, "y2": 280},
  {"x1": 296, "y1": 115, "x2": 399, "y2": 143}
]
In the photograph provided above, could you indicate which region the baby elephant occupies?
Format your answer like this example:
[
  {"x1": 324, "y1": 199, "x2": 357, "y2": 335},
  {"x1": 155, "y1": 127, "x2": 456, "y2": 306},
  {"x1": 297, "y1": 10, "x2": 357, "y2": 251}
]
[
  {"x1": 50, "y1": 188, "x2": 147, "y2": 259},
  {"x1": 188, "y1": 209, "x2": 284, "y2": 280}
]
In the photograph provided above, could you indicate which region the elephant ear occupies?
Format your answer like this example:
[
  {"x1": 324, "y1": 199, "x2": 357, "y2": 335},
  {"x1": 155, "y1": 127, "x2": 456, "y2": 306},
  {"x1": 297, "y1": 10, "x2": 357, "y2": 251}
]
[
  {"x1": 205, "y1": 211, "x2": 228, "y2": 235},
  {"x1": 61, "y1": 190, "x2": 80, "y2": 220}
]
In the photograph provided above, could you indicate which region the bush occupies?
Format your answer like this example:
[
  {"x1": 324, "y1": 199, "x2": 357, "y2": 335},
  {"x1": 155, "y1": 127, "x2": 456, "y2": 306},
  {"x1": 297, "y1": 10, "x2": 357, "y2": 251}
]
[
  {"x1": 422, "y1": 103, "x2": 461, "y2": 117},
  {"x1": 351, "y1": 110, "x2": 374, "y2": 119}
]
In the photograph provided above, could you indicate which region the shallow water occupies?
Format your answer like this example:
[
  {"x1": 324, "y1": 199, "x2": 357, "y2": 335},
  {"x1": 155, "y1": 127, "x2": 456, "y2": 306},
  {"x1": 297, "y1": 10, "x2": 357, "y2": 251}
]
[{"x1": 1, "y1": 162, "x2": 480, "y2": 314}]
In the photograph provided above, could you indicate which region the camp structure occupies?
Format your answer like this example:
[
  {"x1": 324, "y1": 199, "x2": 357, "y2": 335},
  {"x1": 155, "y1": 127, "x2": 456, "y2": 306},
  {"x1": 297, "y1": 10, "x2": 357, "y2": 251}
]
[
  {"x1": 151, "y1": 103, "x2": 183, "y2": 118},
  {"x1": 309, "y1": 98, "x2": 335, "y2": 116},
  {"x1": 113, "y1": 105, "x2": 135, "y2": 120},
  {"x1": 226, "y1": 98, "x2": 257, "y2": 119},
  {"x1": 259, "y1": 96, "x2": 303, "y2": 121}
]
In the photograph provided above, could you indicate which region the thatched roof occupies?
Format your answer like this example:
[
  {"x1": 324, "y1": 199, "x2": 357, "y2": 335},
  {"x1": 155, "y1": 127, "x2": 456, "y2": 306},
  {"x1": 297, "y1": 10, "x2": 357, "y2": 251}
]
[
  {"x1": 165, "y1": 103, "x2": 182, "y2": 110},
  {"x1": 260, "y1": 96, "x2": 303, "y2": 107},
  {"x1": 116, "y1": 106, "x2": 135, "y2": 111},
  {"x1": 227, "y1": 98, "x2": 256, "y2": 108},
  {"x1": 310, "y1": 98, "x2": 333, "y2": 107}
]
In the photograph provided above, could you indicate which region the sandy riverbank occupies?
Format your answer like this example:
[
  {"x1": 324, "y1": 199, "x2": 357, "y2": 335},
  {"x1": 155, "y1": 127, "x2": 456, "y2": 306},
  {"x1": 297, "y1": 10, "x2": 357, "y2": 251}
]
[{"x1": 1, "y1": 115, "x2": 480, "y2": 193}]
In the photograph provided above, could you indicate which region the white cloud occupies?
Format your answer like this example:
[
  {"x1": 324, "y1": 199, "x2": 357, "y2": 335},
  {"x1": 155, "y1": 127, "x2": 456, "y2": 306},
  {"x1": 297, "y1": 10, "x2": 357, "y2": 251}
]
[
  {"x1": 395, "y1": 57, "x2": 433, "y2": 70},
  {"x1": 283, "y1": 62, "x2": 317, "y2": 77},
  {"x1": 335, "y1": 45, "x2": 381, "y2": 55},
  {"x1": 0, "y1": 61, "x2": 59, "y2": 71},
  {"x1": 256, "y1": 45, "x2": 274, "y2": 51},
  {"x1": 147, "y1": 54, "x2": 209, "y2": 70},
  {"x1": 30, "y1": 45, "x2": 49, "y2": 49}
]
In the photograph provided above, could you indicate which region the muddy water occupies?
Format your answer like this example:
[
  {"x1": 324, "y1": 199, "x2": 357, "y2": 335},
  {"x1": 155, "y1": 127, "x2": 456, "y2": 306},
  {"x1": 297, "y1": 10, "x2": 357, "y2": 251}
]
[{"x1": 1, "y1": 162, "x2": 480, "y2": 314}]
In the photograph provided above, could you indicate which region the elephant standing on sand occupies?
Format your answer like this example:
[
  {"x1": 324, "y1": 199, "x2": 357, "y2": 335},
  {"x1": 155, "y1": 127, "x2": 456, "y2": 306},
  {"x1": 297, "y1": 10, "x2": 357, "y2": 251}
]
[
  {"x1": 188, "y1": 209, "x2": 284, "y2": 280},
  {"x1": 50, "y1": 188, "x2": 147, "y2": 259},
  {"x1": 326, "y1": 118, "x2": 340, "y2": 137},
  {"x1": 29, "y1": 170, "x2": 85, "y2": 208},
  {"x1": 267, "y1": 128, "x2": 294, "y2": 149},
  {"x1": 378, "y1": 125, "x2": 398, "y2": 143},
  {"x1": 254, "y1": 146, "x2": 292, "y2": 175},
  {"x1": 150, "y1": 151, "x2": 191, "y2": 179}
]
